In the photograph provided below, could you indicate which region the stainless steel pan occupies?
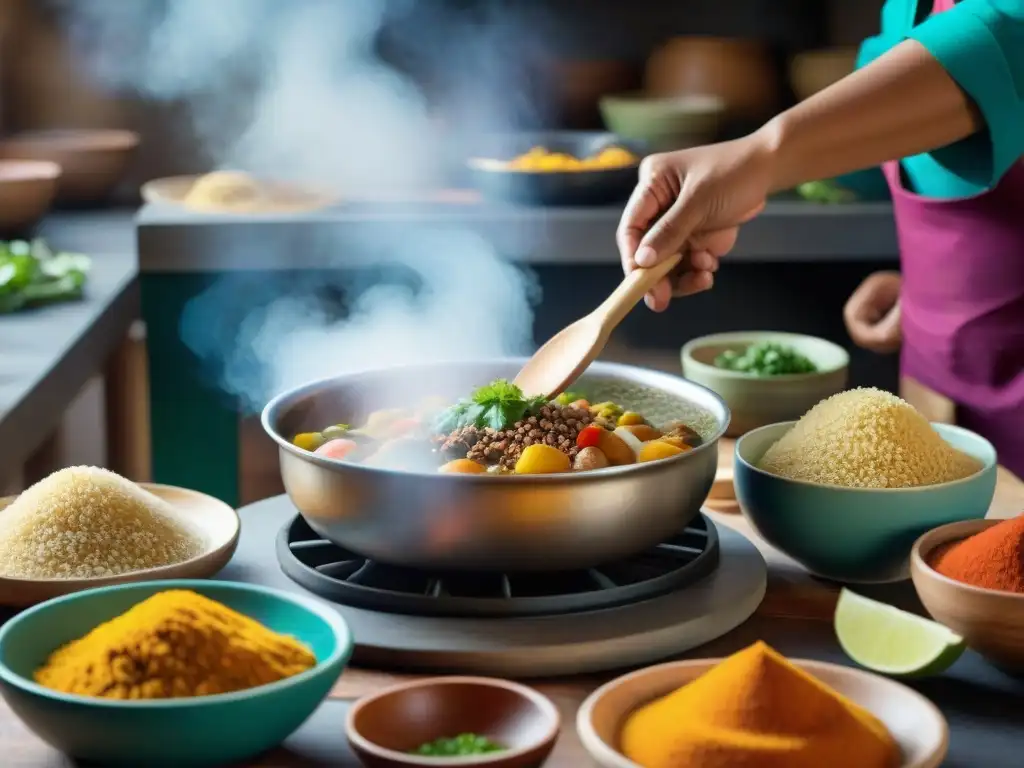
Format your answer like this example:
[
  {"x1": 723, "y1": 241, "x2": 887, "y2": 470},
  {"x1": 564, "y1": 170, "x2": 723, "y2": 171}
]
[{"x1": 261, "y1": 359, "x2": 729, "y2": 572}]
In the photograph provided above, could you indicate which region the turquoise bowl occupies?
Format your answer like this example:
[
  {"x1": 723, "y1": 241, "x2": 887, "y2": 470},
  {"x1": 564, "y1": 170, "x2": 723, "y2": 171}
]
[
  {"x1": 734, "y1": 421, "x2": 997, "y2": 583},
  {"x1": 0, "y1": 580, "x2": 352, "y2": 767}
]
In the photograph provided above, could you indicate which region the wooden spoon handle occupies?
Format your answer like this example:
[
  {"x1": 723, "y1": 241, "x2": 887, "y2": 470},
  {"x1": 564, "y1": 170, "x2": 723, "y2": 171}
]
[{"x1": 596, "y1": 253, "x2": 684, "y2": 329}]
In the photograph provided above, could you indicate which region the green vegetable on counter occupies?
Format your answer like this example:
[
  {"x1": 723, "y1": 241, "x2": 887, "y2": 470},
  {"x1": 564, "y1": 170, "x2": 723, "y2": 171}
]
[
  {"x1": 434, "y1": 379, "x2": 547, "y2": 433},
  {"x1": 410, "y1": 733, "x2": 505, "y2": 757},
  {"x1": 714, "y1": 342, "x2": 818, "y2": 377},
  {"x1": 797, "y1": 180, "x2": 857, "y2": 204},
  {"x1": 0, "y1": 239, "x2": 91, "y2": 314}
]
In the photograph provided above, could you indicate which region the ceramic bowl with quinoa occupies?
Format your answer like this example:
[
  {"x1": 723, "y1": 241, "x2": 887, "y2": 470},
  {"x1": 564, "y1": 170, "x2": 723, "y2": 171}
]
[{"x1": 735, "y1": 418, "x2": 997, "y2": 584}]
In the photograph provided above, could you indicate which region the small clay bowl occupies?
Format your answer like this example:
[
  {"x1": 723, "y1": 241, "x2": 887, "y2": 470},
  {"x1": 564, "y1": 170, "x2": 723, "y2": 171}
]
[
  {"x1": 912, "y1": 519, "x2": 1024, "y2": 672},
  {"x1": 0, "y1": 160, "x2": 61, "y2": 235},
  {"x1": 0, "y1": 129, "x2": 139, "y2": 206},
  {"x1": 346, "y1": 676, "x2": 560, "y2": 767}
]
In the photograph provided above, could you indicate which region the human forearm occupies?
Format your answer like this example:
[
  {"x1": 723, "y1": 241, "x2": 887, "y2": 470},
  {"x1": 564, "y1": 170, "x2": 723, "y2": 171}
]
[{"x1": 760, "y1": 40, "x2": 983, "y2": 192}]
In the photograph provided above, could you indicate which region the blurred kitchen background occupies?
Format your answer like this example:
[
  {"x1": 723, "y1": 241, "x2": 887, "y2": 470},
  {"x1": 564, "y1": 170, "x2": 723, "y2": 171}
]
[{"x1": 0, "y1": 0, "x2": 897, "y2": 505}]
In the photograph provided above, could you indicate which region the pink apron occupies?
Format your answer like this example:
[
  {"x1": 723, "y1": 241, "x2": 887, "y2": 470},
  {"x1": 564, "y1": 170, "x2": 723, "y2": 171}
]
[{"x1": 885, "y1": 0, "x2": 1024, "y2": 477}]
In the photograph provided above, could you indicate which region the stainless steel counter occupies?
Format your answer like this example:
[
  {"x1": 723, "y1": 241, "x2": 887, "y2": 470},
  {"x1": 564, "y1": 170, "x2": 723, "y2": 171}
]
[{"x1": 137, "y1": 199, "x2": 897, "y2": 271}]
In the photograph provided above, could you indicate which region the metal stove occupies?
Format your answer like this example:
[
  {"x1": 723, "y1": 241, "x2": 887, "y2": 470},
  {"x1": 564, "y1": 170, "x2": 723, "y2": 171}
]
[{"x1": 219, "y1": 495, "x2": 768, "y2": 677}]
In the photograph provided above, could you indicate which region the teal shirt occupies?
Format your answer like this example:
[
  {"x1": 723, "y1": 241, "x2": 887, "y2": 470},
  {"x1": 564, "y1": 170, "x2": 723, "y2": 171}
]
[{"x1": 847, "y1": 0, "x2": 1024, "y2": 199}]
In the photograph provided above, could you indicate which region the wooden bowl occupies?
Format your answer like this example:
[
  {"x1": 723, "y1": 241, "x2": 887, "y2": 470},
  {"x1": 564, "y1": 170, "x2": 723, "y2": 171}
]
[
  {"x1": 644, "y1": 37, "x2": 779, "y2": 120},
  {"x1": 577, "y1": 657, "x2": 948, "y2": 768},
  {"x1": 0, "y1": 484, "x2": 240, "y2": 607},
  {"x1": 790, "y1": 47, "x2": 858, "y2": 101},
  {"x1": 0, "y1": 160, "x2": 60, "y2": 235},
  {"x1": 346, "y1": 676, "x2": 560, "y2": 767},
  {"x1": 0, "y1": 130, "x2": 139, "y2": 205},
  {"x1": 911, "y1": 519, "x2": 1024, "y2": 671}
]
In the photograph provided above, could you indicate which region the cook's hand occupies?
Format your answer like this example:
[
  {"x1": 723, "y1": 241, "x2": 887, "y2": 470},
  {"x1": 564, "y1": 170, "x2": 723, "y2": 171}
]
[
  {"x1": 617, "y1": 134, "x2": 774, "y2": 312},
  {"x1": 844, "y1": 271, "x2": 902, "y2": 353}
]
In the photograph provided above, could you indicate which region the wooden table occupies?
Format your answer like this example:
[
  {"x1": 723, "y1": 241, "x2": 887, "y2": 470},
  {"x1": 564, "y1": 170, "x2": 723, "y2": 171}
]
[{"x1": 4, "y1": 444, "x2": 1023, "y2": 767}]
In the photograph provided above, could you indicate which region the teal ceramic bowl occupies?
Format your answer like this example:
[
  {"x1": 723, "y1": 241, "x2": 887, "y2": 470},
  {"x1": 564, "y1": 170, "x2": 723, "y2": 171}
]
[
  {"x1": 681, "y1": 332, "x2": 849, "y2": 437},
  {"x1": 734, "y1": 422, "x2": 997, "y2": 583},
  {"x1": 0, "y1": 580, "x2": 352, "y2": 767}
]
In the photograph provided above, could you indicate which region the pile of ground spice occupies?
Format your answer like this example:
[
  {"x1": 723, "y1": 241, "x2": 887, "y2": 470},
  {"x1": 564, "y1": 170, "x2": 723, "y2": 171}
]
[
  {"x1": 620, "y1": 642, "x2": 898, "y2": 768},
  {"x1": 929, "y1": 515, "x2": 1024, "y2": 594},
  {"x1": 438, "y1": 404, "x2": 592, "y2": 470}
]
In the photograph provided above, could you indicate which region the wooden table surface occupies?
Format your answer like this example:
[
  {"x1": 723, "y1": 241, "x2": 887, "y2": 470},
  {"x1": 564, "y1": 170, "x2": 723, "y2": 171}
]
[{"x1": 4, "y1": 443, "x2": 1023, "y2": 767}]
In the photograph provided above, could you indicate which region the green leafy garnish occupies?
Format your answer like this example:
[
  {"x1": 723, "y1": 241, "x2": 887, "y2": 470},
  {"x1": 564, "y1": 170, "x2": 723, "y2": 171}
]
[
  {"x1": 435, "y1": 379, "x2": 547, "y2": 433},
  {"x1": 0, "y1": 238, "x2": 91, "y2": 314}
]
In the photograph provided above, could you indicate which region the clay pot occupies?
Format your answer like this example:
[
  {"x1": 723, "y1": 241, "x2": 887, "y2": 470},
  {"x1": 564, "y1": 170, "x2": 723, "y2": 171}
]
[{"x1": 644, "y1": 37, "x2": 780, "y2": 121}]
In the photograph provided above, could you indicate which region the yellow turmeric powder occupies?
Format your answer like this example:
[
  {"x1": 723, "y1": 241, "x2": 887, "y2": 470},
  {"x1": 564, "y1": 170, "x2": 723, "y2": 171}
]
[
  {"x1": 34, "y1": 590, "x2": 317, "y2": 699},
  {"x1": 621, "y1": 642, "x2": 899, "y2": 768}
]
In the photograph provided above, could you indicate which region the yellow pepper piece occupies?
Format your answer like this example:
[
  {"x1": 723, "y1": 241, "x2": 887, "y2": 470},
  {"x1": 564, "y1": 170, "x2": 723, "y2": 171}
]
[
  {"x1": 617, "y1": 411, "x2": 645, "y2": 427},
  {"x1": 293, "y1": 432, "x2": 325, "y2": 452}
]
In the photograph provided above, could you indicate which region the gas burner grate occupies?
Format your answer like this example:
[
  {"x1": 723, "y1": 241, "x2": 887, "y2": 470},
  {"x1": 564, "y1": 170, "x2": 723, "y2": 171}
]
[{"x1": 276, "y1": 514, "x2": 720, "y2": 618}]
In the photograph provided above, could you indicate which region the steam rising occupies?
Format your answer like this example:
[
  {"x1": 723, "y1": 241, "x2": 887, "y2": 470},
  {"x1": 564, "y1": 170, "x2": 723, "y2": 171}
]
[{"x1": 58, "y1": 0, "x2": 540, "y2": 410}]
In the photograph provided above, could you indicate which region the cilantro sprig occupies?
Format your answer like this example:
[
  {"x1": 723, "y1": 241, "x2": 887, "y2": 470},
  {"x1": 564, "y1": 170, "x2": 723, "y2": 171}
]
[{"x1": 434, "y1": 379, "x2": 548, "y2": 433}]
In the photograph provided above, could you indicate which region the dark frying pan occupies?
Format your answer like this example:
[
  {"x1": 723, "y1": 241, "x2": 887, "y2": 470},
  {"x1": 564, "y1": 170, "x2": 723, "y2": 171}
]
[{"x1": 465, "y1": 131, "x2": 646, "y2": 206}]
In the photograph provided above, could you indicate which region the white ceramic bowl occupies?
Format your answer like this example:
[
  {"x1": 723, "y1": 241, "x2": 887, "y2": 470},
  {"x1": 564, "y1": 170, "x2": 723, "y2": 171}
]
[{"x1": 577, "y1": 657, "x2": 948, "y2": 768}]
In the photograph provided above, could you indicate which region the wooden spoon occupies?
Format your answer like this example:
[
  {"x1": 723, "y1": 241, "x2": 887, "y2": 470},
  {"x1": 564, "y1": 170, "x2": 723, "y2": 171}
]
[{"x1": 514, "y1": 254, "x2": 683, "y2": 398}]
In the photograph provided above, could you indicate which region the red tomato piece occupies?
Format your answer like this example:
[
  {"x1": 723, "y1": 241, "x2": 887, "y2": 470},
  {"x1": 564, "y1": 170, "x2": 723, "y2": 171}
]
[
  {"x1": 576, "y1": 425, "x2": 604, "y2": 449},
  {"x1": 314, "y1": 438, "x2": 358, "y2": 460}
]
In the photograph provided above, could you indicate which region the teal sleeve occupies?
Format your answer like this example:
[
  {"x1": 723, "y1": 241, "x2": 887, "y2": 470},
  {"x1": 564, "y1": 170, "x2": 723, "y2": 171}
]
[
  {"x1": 844, "y1": 0, "x2": 906, "y2": 200},
  {"x1": 911, "y1": 0, "x2": 1024, "y2": 187},
  {"x1": 856, "y1": 0, "x2": 913, "y2": 69}
]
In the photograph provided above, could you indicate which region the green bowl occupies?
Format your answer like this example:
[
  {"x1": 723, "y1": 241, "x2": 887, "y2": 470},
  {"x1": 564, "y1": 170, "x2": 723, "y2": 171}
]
[
  {"x1": 681, "y1": 332, "x2": 849, "y2": 438},
  {"x1": 734, "y1": 421, "x2": 998, "y2": 583},
  {"x1": 599, "y1": 93, "x2": 724, "y2": 152},
  {"x1": 0, "y1": 580, "x2": 352, "y2": 767}
]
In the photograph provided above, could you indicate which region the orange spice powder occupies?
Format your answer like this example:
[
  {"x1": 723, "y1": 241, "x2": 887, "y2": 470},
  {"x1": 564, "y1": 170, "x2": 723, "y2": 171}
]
[{"x1": 930, "y1": 515, "x2": 1024, "y2": 594}]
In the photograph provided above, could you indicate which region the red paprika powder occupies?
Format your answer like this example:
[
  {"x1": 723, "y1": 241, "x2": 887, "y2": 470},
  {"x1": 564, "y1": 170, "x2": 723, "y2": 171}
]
[{"x1": 929, "y1": 515, "x2": 1024, "y2": 594}]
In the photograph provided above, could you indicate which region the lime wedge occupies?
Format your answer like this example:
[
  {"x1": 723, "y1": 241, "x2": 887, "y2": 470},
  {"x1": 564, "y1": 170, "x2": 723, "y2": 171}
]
[{"x1": 834, "y1": 588, "x2": 965, "y2": 677}]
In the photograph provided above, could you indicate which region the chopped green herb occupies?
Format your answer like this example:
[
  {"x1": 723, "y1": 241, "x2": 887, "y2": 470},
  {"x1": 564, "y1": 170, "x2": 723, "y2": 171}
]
[
  {"x1": 714, "y1": 342, "x2": 818, "y2": 377},
  {"x1": 434, "y1": 379, "x2": 547, "y2": 433},
  {"x1": 410, "y1": 733, "x2": 505, "y2": 757}
]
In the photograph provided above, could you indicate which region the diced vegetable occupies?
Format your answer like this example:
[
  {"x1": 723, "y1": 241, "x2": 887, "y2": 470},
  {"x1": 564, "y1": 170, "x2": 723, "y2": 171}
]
[
  {"x1": 617, "y1": 411, "x2": 645, "y2": 427},
  {"x1": 438, "y1": 459, "x2": 487, "y2": 475},
  {"x1": 714, "y1": 341, "x2": 817, "y2": 376},
  {"x1": 657, "y1": 436, "x2": 695, "y2": 452},
  {"x1": 515, "y1": 444, "x2": 572, "y2": 474},
  {"x1": 621, "y1": 424, "x2": 663, "y2": 442},
  {"x1": 574, "y1": 446, "x2": 610, "y2": 471},
  {"x1": 638, "y1": 440, "x2": 687, "y2": 462},
  {"x1": 576, "y1": 425, "x2": 604, "y2": 450},
  {"x1": 555, "y1": 391, "x2": 586, "y2": 406},
  {"x1": 596, "y1": 429, "x2": 636, "y2": 466},
  {"x1": 313, "y1": 438, "x2": 358, "y2": 460},
  {"x1": 613, "y1": 427, "x2": 644, "y2": 455},
  {"x1": 320, "y1": 424, "x2": 350, "y2": 441},
  {"x1": 293, "y1": 432, "x2": 326, "y2": 452}
]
